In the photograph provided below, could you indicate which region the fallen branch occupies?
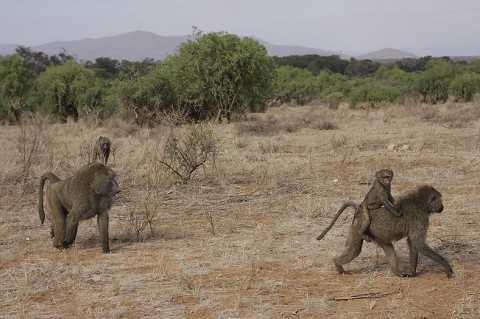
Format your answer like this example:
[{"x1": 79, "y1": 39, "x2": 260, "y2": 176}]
[
  {"x1": 329, "y1": 290, "x2": 400, "y2": 301},
  {"x1": 409, "y1": 302, "x2": 437, "y2": 315}
]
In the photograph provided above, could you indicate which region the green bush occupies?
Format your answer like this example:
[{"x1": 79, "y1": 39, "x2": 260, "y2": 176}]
[
  {"x1": 449, "y1": 73, "x2": 480, "y2": 102},
  {"x1": 416, "y1": 59, "x2": 458, "y2": 104},
  {"x1": 272, "y1": 66, "x2": 318, "y2": 104},
  {"x1": 350, "y1": 82, "x2": 402, "y2": 108}
]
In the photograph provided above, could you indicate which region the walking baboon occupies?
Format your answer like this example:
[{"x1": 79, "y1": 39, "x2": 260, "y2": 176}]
[
  {"x1": 38, "y1": 162, "x2": 121, "y2": 253},
  {"x1": 94, "y1": 136, "x2": 111, "y2": 165},
  {"x1": 317, "y1": 185, "x2": 453, "y2": 277},
  {"x1": 355, "y1": 168, "x2": 401, "y2": 242}
]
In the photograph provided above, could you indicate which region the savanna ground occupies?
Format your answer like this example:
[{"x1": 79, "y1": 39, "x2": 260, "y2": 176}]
[{"x1": 0, "y1": 101, "x2": 479, "y2": 319}]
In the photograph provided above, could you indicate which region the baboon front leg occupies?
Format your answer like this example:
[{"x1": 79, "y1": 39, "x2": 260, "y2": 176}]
[
  {"x1": 375, "y1": 241, "x2": 403, "y2": 276},
  {"x1": 407, "y1": 238, "x2": 418, "y2": 276},
  {"x1": 97, "y1": 212, "x2": 110, "y2": 253},
  {"x1": 417, "y1": 243, "x2": 453, "y2": 278}
]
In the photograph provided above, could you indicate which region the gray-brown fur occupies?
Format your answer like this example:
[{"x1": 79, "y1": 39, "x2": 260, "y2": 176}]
[
  {"x1": 356, "y1": 168, "x2": 401, "y2": 242},
  {"x1": 94, "y1": 136, "x2": 111, "y2": 165},
  {"x1": 318, "y1": 185, "x2": 453, "y2": 277},
  {"x1": 38, "y1": 162, "x2": 120, "y2": 253}
]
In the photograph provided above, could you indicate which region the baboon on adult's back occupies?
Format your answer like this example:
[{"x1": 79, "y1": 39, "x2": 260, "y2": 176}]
[
  {"x1": 317, "y1": 168, "x2": 401, "y2": 242},
  {"x1": 317, "y1": 185, "x2": 453, "y2": 277},
  {"x1": 38, "y1": 162, "x2": 121, "y2": 253}
]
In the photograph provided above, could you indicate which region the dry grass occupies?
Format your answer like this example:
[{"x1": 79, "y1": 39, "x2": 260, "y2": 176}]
[{"x1": 1, "y1": 102, "x2": 479, "y2": 318}]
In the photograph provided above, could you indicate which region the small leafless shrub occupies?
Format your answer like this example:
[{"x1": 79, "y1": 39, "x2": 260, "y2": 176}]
[
  {"x1": 331, "y1": 135, "x2": 348, "y2": 149},
  {"x1": 439, "y1": 113, "x2": 469, "y2": 129},
  {"x1": 281, "y1": 118, "x2": 304, "y2": 133},
  {"x1": 419, "y1": 105, "x2": 438, "y2": 120},
  {"x1": 310, "y1": 119, "x2": 337, "y2": 130},
  {"x1": 236, "y1": 116, "x2": 282, "y2": 136},
  {"x1": 159, "y1": 107, "x2": 190, "y2": 127},
  {"x1": 160, "y1": 125, "x2": 219, "y2": 184},
  {"x1": 234, "y1": 139, "x2": 249, "y2": 149},
  {"x1": 128, "y1": 203, "x2": 159, "y2": 241},
  {"x1": 404, "y1": 91, "x2": 424, "y2": 106},
  {"x1": 258, "y1": 139, "x2": 281, "y2": 154},
  {"x1": 205, "y1": 212, "x2": 215, "y2": 235},
  {"x1": 16, "y1": 114, "x2": 50, "y2": 192}
]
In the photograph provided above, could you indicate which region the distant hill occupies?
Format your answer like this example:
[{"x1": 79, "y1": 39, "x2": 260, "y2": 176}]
[
  {"x1": 356, "y1": 48, "x2": 418, "y2": 61},
  {"x1": 256, "y1": 39, "x2": 344, "y2": 58},
  {"x1": 0, "y1": 31, "x2": 345, "y2": 61},
  {"x1": 33, "y1": 31, "x2": 189, "y2": 62},
  {"x1": 1, "y1": 31, "x2": 474, "y2": 62}
]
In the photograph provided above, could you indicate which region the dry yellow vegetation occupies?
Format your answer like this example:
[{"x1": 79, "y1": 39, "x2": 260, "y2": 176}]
[{"x1": 0, "y1": 102, "x2": 479, "y2": 318}]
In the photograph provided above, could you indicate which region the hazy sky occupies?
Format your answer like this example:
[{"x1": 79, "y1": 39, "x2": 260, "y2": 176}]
[{"x1": 1, "y1": 0, "x2": 480, "y2": 55}]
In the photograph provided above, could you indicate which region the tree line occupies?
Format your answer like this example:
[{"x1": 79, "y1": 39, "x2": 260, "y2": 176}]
[{"x1": 1, "y1": 31, "x2": 480, "y2": 125}]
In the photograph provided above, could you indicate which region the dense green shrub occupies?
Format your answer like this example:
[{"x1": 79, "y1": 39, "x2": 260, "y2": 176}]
[
  {"x1": 161, "y1": 31, "x2": 276, "y2": 122},
  {"x1": 36, "y1": 61, "x2": 95, "y2": 122},
  {"x1": 449, "y1": 73, "x2": 480, "y2": 102},
  {"x1": 0, "y1": 55, "x2": 38, "y2": 123},
  {"x1": 272, "y1": 66, "x2": 319, "y2": 104},
  {"x1": 350, "y1": 82, "x2": 403, "y2": 108},
  {"x1": 416, "y1": 59, "x2": 458, "y2": 104}
]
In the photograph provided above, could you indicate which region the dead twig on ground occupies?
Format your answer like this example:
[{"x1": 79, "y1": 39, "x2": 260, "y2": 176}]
[{"x1": 329, "y1": 290, "x2": 400, "y2": 301}]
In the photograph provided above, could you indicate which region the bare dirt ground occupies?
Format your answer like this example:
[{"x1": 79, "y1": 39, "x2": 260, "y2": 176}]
[{"x1": 0, "y1": 102, "x2": 479, "y2": 318}]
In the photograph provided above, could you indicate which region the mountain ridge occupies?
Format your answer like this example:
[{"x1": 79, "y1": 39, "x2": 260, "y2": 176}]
[{"x1": 0, "y1": 30, "x2": 462, "y2": 61}]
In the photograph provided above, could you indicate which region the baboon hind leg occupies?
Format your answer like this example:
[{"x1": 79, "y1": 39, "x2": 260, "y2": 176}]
[
  {"x1": 374, "y1": 241, "x2": 404, "y2": 276},
  {"x1": 64, "y1": 213, "x2": 81, "y2": 248},
  {"x1": 333, "y1": 231, "x2": 363, "y2": 274},
  {"x1": 356, "y1": 206, "x2": 372, "y2": 242},
  {"x1": 48, "y1": 198, "x2": 67, "y2": 248}
]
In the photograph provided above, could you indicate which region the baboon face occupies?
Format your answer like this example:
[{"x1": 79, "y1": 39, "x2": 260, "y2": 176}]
[
  {"x1": 425, "y1": 187, "x2": 444, "y2": 213},
  {"x1": 375, "y1": 169, "x2": 394, "y2": 186},
  {"x1": 99, "y1": 138, "x2": 110, "y2": 152},
  {"x1": 92, "y1": 166, "x2": 120, "y2": 195}
]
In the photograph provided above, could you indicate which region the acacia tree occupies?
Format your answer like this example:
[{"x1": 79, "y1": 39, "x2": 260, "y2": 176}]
[
  {"x1": 162, "y1": 31, "x2": 276, "y2": 122},
  {"x1": 416, "y1": 59, "x2": 458, "y2": 104},
  {"x1": 37, "y1": 61, "x2": 95, "y2": 122},
  {"x1": 0, "y1": 55, "x2": 37, "y2": 123}
]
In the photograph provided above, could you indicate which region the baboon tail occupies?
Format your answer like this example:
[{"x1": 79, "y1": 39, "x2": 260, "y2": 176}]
[
  {"x1": 38, "y1": 172, "x2": 60, "y2": 225},
  {"x1": 316, "y1": 201, "x2": 358, "y2": 240}
]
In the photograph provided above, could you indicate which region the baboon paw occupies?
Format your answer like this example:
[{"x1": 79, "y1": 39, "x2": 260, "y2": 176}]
[
  {"x1": 62, "y1": 241, "x2": 73, "y2": 249},
  {"x1": 360, "y1": 234, "x2": 372, "y2": 242},
  {"x1": 335, "y1": 268, "x2": 351, "y2": 275}
]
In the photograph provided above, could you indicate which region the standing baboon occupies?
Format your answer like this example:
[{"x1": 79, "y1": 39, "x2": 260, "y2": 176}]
[
  {"x1": 355, "y1": 168, "x2": 401, "y2": 242},
  {"x1": 94, "y1": 136, "x2": 111, "y2": 165},
  {"x1": 38, "y1": 162, "x2": 120, "y2": 253},
  {"x1": 317, "y1": 185, "x2": 453, "y2": 277}
]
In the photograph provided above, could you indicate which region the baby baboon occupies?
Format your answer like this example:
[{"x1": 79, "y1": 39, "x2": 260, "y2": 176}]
[
  {"x1": 38, "y1": 162, "x2": 121, "y2": 253},
  {"x1": 316, "y1": 169, "x2": 400, "y2": 242},
  {"x1": 317, "y1": 185, "x2": 453, "y2": 277},
  {"x1": 355, "y1": 168, "x2": 401, "y2": 242},
  {"x1": 94, "y1": 136, "x2": 111, "y2": 165}
]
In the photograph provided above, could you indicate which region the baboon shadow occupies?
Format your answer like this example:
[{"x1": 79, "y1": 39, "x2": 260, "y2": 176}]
[{"x1": 434, "y1": 238, "x2": 480, "y2": 262}]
